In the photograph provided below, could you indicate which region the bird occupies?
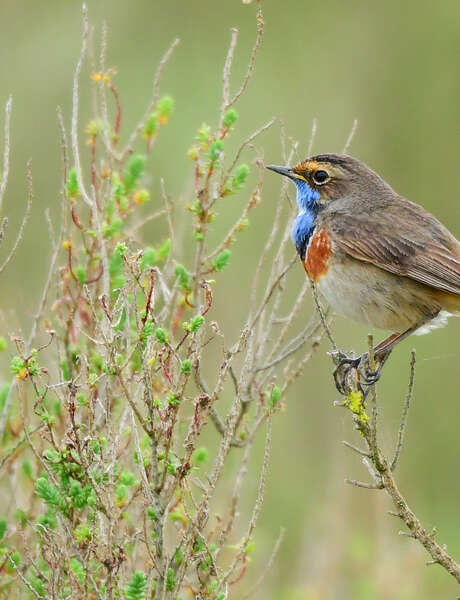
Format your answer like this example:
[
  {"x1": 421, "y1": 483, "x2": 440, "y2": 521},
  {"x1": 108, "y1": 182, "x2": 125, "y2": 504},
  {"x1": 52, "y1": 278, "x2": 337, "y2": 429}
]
[{"x1": 266, "y1": 154, "x2": 460, "y2": 393}]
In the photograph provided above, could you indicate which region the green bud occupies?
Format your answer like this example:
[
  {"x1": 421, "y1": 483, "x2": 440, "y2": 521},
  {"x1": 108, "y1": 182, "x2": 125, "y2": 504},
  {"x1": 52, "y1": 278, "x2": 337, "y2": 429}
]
[
  {"x1": 180, "y1": 359, "x2": 191, "y2": 374},
  {"x1": 67, "y1": 168, "x2": 80, "y2": 198},
  {"x1": 124, "y1": 154, "x2": 146, "y2": 193},
  {"x1": 209, "y1": 140, "x2": 224, "y2": 161},
  {"x1": 211, "y1": 249, "x2": 231, "y2": 272},
  {"x1": 223, "y1": 108, "x2": 238, "y2": 128},
  {"x1": 75, "y1": 265, "x2": 87, "y2": 285},
  {"x1": 155, "y1": 328, "x2": 168, "y2": 344},
  {"x1": 141, "y1": 247, "x2": 156, "y2": 271},
  {"x1": 174, "y1": 264, "x2": 191, "y2": 292},
  {"x1": 144, "y1": 112, "x2": 158, "y2": 137}
]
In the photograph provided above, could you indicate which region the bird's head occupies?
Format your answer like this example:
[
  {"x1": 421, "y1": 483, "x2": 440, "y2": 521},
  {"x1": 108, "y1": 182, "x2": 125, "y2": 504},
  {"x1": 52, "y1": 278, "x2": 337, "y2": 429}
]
[{"x1": 266, "y1": 153, "x2": 390, "y2": 211}]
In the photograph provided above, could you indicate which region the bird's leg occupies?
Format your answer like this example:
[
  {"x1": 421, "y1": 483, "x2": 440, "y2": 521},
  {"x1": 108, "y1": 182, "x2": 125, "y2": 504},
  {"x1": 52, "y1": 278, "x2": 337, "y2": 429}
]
[{"x1": 332, "y1": 326, "x2": 418, "y2": 395}]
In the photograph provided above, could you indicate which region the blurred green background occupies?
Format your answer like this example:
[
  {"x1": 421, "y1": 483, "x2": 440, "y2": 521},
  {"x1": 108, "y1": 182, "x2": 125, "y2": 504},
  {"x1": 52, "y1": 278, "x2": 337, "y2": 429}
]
[{"x1": 1, "y1": 1, "x2": 459, "y2": 598}]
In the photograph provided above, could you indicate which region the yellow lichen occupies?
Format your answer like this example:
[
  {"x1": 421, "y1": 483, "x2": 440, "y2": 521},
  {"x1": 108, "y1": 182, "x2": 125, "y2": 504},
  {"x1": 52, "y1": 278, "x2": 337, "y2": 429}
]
[{"x1": 345, "y1": 390, "x2": 369, "y2": 423}]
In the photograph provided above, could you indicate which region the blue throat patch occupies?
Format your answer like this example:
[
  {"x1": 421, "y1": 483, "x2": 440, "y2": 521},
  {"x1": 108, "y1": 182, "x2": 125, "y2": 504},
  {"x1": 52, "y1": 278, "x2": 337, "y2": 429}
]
[{"x1": 291, "y1": 180, "x2": 320, "y2": 261}]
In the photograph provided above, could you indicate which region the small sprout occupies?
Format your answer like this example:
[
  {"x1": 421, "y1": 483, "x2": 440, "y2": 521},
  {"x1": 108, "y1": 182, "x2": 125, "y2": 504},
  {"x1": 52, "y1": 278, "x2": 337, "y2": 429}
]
[
  {"x1": 156, "y1": 96, "x2": 175, "y2": 125},
  {"x1": 85, "y1": 119, "x2": 104, "y2": 137},
  {"x1": 22, "y1": 460, "x2": 33, "y2": 480},
  {"x1": 124, "y1": 571, "x2": 147, "y2": 600},
  {"x1": 141, "y1": 319, "x2": 154, "y2": 345},
  {"x1": 67, "y1": 168, "x2": 80, "y2": 198},
  {"x1": 174, "y1": 264, "x2": 191, "y2": 292},
  {"x1": 146, "y1": 506, "x2": 157, "y2": 520},
  {"x1": 141, "y1": 246, "x2": 156, "y2": 271},
  {"x1": 271, "y1": 385, "x2": 281, "y2": 407},
  {"x1": 167, "y1": 392, "x2": 180, "y2": 406},
  {"x1": 192, "y1": 447, "x2": 208, "y2": 465},
  {"x1": 144, "y1": 112, "x2": 157, "y2": 138},
  {"x1": 73, "y1": 523, "x2": 91, "y2": 544},
  {"x1": 231, "y1": 163, "x2": 250, "y2": 190},
  {"x1": 75, "y1": 265, "x2": 87, "y2": 285},
  {"x1": 124, "y1": 154, "x2": 146, "y2": 193},
  {"x1": 70, "y1": 558, "x2": 85, "y2": 585},
  {"x1": 180, "y1": 359, "x2": 191, "y2": 374},
  {"x1": 0, "y1": 336, "x2": 7, "y2": 351},
  {"x1": 157, "y1": 238, "x2": 171, "y2": 262},
  {"x1": 155, "y1": 328, "x2": 168, "y2": 344},
  {"x1": 133, "y1": 189, "x2": 150, "y2": 205},
  {"x1": 187, "y1": 145, "x2": 199, "y2": 161},
  {"x1": 209, "y1": 140, "x2": 224, "y2": 161},
  {"x1": 119, "y1": 470, "x2": 136, "y2": 486},
  {"x1": 10, "y1": 356, "x2": 24, "y2": 375},
  {"x1": 211, "y1": 249, "x2": 231, "y2": 272},
  {"x1": 223, "y1": 108, "x2": 239, "y2": 129},
  {"x1": 196, "y1": 124, "x2": 211, "y2": 147},
  {"x1": 166, "y1": 568, "x2": 175, "y2": 591},
  {"x1": 0, "y1": 519, "x2": 6, "y2": 540},
  {"x1": 183, "y1": 315, "x2": 204, "y2": 333}
]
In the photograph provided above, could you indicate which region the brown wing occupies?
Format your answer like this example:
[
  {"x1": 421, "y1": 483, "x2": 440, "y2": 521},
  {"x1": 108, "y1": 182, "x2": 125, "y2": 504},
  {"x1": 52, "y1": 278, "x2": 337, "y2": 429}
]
[{"x1": 328, "y1": 197, "x2": 460, "y2": 296}]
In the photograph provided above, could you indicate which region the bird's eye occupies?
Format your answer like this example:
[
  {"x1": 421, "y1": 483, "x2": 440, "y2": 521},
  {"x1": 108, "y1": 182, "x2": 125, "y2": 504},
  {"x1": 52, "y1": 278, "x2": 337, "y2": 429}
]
[{"x1": 313, "y1": 169, "x2": 329, "y2": 184}]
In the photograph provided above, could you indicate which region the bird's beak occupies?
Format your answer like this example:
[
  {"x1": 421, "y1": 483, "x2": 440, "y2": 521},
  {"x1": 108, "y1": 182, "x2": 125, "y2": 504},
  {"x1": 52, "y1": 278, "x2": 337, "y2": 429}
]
[{"x1": 265, "y1": 164, "x2": 295, "y2": 179}]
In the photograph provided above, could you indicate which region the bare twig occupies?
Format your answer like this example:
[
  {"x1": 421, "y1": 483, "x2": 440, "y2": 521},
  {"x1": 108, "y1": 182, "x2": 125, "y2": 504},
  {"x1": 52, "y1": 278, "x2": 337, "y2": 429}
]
[
  {"x1": 0, "y1": 159, "x2": 33, "y2": 275},
  {"x1": 0, "y1": 96, "x2": 12, "y2": 214}
]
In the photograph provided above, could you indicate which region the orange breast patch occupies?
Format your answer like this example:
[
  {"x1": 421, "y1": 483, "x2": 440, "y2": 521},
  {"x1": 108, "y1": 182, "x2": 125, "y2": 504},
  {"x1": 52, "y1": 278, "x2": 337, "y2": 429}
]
[{"x1": 304, "y1": 228, "x2": 332, "y2": 282}]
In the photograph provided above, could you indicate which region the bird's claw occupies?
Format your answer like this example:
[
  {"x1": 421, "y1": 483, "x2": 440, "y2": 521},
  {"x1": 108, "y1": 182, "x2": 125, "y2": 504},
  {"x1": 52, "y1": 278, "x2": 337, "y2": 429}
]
[{"x1": 331, "y1": 351, "x2": 384, "y2": 396}]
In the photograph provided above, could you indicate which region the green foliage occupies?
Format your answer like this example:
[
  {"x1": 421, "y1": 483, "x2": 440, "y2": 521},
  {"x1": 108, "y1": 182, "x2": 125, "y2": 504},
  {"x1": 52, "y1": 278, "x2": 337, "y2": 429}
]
[
  {"x1": 156, "y1": 238, "x2": 171, "y2": 261},
  {"x1": 155, "y1": 327, "x2": 168, "y2": 344},
  {"x1": 192, "y1": 447, "x2": 208, "y2": 465},
  {"x1": 75, "y1": 265, "x2": 87, "y2": 285},
  {"x1": 156, "y1": 95, "x2": 175, "y2": 123},
  {"x1": 174, "y1": 263, "x2": 191, "y2": 292},
  {"x1": 0, "y1": 383, "x2": 10, "y2": 411},
  {"x1": 0, "y1": 518, "x2": 6, "y2": 540},
  {"x1": 209, "y1": 140, "x2": 224, "y2": 161},
  {"x1": 144, "y1": 112, "x2": 157, "y2": 137},
  {"x1": 180, "y1": 359, "x2": 191, "y2": 374},
  {"x1": 231, "y1": 163, "x2": 249, "y2": 190},
  {"x1": 183, "y1": 315, "x2": 204, "y2": 333},
  {"x1": 70, "y1": 557, "x2": 85, "y2": 585},
  {"x1": 166, "y1": 568, "x2": 175, "y2": 591},
  {"x1": 141, "y1": 246, "x2": 156, "y2": 271},
  {"x1": 124, "y1": 571, "x2": 147, "y2": 600},
  {"x1": 0, "y1": 336, "x2": 7, "y2": 351},
  {"x1": 124, "y1": 154, "x2": 146, "y2": 193},
  {"x1": 211, "y1": 249, "x2": 231, "y2": 271},
  {"x1": 67, "y1": 168, "x2": 80, "y2": 198},
  {"x1": 223, "y1": 108, "x2": 238, "y2": 128},
  {"x1": 73, "y1": 523, "x2": 91, "y2": 544},
  {"x1": 35, "y1": 477, "x2": 67, "y2": 514}
]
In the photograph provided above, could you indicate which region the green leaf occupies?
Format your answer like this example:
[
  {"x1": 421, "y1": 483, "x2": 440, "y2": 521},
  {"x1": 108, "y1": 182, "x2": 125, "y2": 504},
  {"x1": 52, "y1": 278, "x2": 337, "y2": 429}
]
[
  {"x1": 0, "y1": 518, "x2": 7, "y2": 540},
  {"x1": 211, "y1": 249, "x2": 231, "y2": 272},
  {"x1": 67, "y1": 168, "x2": 80, "y2": 198},
  {"x1": 124, "y1": 154, "x2": 146, "y2": 193},
  {"x1": 124, "y1": 571, "x2": 147, "y2": 600},
  {"x1": 155, "y1": 328, "x2": 168, "y2": 344},
  {"x1": 223, "y1": 108, "x2": 238, "y2": 128},
  {"x1": 174, "y1": 264, "x2": 191, "y2": 292}
]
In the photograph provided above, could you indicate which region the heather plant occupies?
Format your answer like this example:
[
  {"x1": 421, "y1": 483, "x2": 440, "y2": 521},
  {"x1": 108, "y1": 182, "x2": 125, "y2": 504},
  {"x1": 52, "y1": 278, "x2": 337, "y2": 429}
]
[
  {"x1": 1, "y1": 3, "x2": 459, "y2": 599},
  {"x1": 0, "y1": 4, "x2": 324, "y2": 598}
]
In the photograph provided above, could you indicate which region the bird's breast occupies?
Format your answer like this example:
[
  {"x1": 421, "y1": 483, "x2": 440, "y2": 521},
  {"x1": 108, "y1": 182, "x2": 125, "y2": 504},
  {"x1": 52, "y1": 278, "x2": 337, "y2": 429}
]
[{"x1": 303, "y1": 227, "x2": 333, "y2": 282}]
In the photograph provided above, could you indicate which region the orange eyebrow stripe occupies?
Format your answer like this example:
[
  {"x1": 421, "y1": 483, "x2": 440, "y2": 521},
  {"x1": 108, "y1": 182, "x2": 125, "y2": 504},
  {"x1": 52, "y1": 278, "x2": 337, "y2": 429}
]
[{"x1": 303, "y1": 228, "x2": 332, "y2": 281}]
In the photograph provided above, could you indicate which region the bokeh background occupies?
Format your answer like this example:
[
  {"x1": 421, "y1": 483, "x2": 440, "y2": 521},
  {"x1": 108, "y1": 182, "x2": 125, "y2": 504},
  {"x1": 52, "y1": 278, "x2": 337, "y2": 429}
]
[{"x1": 0, "y1": 1, "x2": 459, "y2": 598}]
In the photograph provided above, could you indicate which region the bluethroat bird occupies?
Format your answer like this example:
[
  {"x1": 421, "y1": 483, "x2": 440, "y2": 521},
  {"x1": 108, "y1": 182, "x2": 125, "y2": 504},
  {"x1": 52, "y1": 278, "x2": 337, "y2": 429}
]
[{"x1": 267, "y1": 155, "x2": 460, "y2": 393}]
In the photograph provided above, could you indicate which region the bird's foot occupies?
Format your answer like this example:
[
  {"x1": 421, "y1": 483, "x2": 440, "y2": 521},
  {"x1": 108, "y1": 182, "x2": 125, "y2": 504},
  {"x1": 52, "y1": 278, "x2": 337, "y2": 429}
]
[{"x1": 330, "y1": 350, "x2": 386, "y2": 396}]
